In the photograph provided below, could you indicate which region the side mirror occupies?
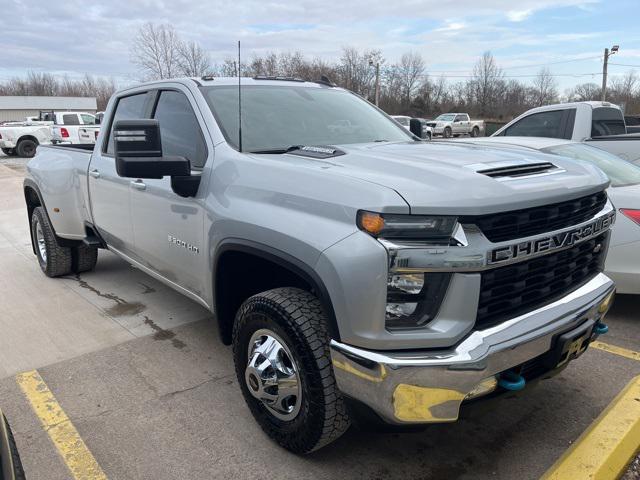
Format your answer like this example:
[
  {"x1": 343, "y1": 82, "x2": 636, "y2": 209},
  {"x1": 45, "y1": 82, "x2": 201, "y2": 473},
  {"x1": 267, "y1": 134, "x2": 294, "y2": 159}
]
[
  {"x1": 409, "y1": 118, "x2": 423, "y2": 138},
  {"x1": 114, "y1": 120, "x2": 190, "y2": 179}
]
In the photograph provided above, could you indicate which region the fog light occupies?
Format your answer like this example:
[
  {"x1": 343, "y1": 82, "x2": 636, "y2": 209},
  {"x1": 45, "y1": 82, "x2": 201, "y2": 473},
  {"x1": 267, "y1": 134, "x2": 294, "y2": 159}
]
[
  {"x1": 464, "y1": 376, "x2": 498, "y2": 400},
  {"x1": 598, "y1": 291, "x2": 615, "y2": 315},
  {"x1": 385, "y1": 273, "x2": 451, "y2": 331}
]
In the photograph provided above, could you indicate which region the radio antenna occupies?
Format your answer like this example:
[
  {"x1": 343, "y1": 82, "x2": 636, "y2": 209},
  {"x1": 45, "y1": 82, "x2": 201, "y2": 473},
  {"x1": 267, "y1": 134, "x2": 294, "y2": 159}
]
[{"x1": 237, "y1": 40, "x2": 243, "y2": 153}]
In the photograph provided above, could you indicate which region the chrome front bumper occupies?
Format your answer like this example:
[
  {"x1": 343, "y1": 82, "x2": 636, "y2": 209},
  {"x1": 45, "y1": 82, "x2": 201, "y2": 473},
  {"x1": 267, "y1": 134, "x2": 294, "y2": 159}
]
[{"x1": 330, "y1": 273, "x2": 615, "y2": 425}]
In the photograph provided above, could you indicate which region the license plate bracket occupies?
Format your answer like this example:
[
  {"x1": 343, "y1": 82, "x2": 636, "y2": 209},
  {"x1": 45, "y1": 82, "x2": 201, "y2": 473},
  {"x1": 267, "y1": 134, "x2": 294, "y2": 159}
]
[{"x1": 544, "y1": 318, "x2": 597, "y2": 369}]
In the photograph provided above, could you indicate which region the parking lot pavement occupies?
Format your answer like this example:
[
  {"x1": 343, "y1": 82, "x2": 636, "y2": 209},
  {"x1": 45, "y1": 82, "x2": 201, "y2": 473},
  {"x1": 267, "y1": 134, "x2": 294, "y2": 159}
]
[{"x1": 1, "y1": 152, "x2": 639, "y2": 479}]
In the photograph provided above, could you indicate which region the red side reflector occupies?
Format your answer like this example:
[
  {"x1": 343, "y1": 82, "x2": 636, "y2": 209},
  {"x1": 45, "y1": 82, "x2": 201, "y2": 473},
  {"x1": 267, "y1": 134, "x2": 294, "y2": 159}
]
[
  {"x1": 620, "y1": 208, "x2": 640, "y2": 225},
  {"x1": 60, "y1": 127, "x2": 69, "y2": 138}
]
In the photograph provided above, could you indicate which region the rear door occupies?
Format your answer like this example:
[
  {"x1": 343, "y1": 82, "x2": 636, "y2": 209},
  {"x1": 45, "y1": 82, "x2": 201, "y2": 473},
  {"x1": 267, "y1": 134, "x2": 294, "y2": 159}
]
[
  {"x1": 89, "y1": 91, "x2": 153, "y2": 257},
  {"x1": 130, "y1": 87, "x2": 211, "y2": 300}
]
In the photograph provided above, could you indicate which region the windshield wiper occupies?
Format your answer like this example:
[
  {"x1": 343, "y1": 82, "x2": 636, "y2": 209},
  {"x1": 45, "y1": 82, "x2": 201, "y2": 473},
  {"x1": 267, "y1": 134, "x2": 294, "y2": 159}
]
[{"x1": 247, "y1": 145, "x2": 305, "y2": 154}]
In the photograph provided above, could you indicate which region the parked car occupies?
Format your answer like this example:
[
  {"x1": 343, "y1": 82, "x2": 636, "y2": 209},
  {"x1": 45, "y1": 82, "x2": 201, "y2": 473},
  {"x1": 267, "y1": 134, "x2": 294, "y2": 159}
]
[
  {"x1": 426, "y1": 113, "x2": 484, "y2": 138},
  {"x1": 24, "y1": 77, "x2": 615, "y2": 453},
  {"x1": 1, "y1": 410, "x2": 25, "y2": 480},
  {"x1": 0, "y1": 115, "x2": 53, "y2": 157},
  {"x1": 493, "y1": 101, "x2": 640, "y2": 166},
  {"x1": 0, "y1": 111, "x2": 97, "y2": 157},
  {"x1": 391, "y1": 115, "x2": 433, "y2": 140},
  {"x1": 50, "y1": 112, "x2": 99, "y2": 145},
  {"x1": 454, "y1": 135, "x2": 640, "y2": 294}
]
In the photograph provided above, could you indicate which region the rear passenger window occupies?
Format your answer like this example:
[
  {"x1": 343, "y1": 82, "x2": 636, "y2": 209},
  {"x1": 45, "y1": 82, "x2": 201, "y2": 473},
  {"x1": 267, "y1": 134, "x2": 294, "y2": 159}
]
[
  {"x1": 592, "y1": 108, "x2": 626, "y2": 137},
  {"x1": 62, "y1": 114, "x2": 80, "y2": 125},
  {"x1": 105, "y1": 93, "x2": 149, "y2": 154},
  {"x1": 504, "y1": 110, "x2": 564, "y2": 138},
  {"x1": 153, "y1": 90, "x2": 207, "y2": 168}
]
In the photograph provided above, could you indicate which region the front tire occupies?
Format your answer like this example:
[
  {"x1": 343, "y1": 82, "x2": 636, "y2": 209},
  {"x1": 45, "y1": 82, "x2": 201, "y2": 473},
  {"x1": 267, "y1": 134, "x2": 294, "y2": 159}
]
[
  {"x1": 443, "y1": 127, "x2": 452, "y2": 138},
  {"x1": 233, "y1": 287, "x2": 350, "y2": 453},
  {"x1": 31, "y1": 206, "x2": 72, "y2": 277}
]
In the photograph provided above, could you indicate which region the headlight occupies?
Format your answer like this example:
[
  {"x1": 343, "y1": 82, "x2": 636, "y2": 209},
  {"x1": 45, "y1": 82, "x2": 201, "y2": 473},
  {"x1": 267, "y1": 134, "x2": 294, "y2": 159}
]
[
  {"x1": 357, "y1": 211, "x2": 458, "y2": 240},
  {"x1": 386, "y1": 273, "x2": 451, "y2": 331}
]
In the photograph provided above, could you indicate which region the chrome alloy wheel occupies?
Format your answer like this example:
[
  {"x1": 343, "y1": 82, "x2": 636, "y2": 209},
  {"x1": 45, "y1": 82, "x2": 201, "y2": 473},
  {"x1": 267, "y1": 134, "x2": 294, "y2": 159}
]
[
  {"x1": 35, "y1": 218, "x2": 47, "y2": 263},
  {"x1": 245, "y1": 328, "x2": 302, "y2": 421}
]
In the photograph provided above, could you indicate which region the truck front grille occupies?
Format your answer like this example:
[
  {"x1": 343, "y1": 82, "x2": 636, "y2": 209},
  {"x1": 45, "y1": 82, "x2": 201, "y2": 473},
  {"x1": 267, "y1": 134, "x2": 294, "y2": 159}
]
[
  {"x1": 477, "y1": 233, "x2": 607, "y2": 328},
  {"x1": 465, "y1": 191, "x2": 607, "y2": 243}
]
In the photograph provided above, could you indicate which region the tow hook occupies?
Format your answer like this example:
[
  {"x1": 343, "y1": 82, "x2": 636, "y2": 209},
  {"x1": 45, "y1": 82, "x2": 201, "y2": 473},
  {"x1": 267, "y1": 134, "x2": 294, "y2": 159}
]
[
  {"x1": 595, "y1": 322, "x2": 609, "y2": 335},
  {"x1": 497, "y1": 370, "x2": 526, "y2": 391}
]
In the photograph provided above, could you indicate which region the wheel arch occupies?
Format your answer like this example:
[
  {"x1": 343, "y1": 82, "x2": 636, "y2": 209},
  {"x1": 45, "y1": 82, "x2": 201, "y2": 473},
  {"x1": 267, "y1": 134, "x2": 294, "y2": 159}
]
[
  {"x1": 213, "y1": 240, "x2": 340, "y2": 345},
  {"x1": 17, "y1": 134, "x2": 39, "y2": 146}
]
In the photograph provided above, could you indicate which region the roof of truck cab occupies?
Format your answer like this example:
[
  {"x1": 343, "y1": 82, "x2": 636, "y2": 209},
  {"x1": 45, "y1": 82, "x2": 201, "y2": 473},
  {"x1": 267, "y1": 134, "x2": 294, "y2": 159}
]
[{"x1": 191, "y1": 76, "x2": 341, "y2": 88}]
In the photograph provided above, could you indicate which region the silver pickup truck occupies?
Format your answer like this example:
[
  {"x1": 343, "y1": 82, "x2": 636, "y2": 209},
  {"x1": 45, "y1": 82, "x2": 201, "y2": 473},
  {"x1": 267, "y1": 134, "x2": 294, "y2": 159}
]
[{"x1": 24, "y1": 77, "x2": 616, "y2": 453}]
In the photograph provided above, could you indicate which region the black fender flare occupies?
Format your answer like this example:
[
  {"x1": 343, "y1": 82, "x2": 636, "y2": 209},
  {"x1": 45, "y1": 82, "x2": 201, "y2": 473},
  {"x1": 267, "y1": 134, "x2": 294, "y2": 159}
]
[{"x1": 213, "y1": 239, "x2": 341, "y2": 342}]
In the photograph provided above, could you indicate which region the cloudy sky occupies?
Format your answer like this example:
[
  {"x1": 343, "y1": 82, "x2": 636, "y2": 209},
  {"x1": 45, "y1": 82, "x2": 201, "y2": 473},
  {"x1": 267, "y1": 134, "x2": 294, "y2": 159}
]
[{"x1": 1, "y1": 0, "x2": 639, "y2": 91}]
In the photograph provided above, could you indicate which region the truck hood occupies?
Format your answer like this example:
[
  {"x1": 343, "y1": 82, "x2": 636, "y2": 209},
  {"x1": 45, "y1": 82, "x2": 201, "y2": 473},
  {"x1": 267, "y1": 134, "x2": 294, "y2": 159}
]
[{"x1": 310, "y1": 142, "x2": 610, "y2": 215}]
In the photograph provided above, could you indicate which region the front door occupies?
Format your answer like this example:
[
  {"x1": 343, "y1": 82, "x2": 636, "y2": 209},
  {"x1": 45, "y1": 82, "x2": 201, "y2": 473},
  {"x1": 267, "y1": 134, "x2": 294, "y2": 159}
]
[
  {"x1": 89, "y1": 92, "x2": 152, "y2": 256},
  {"x1": 130, "y1": 88, "x2": 211, "y2": 301}
]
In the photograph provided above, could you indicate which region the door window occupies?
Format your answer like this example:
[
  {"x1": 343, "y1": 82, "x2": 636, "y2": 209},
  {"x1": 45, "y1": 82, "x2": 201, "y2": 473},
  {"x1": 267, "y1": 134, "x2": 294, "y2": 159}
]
[
  {"x1": 81, "y1": 114, "x2": 96, "y2": 125},
  {"x1": 455, "y1": 115, "x2": 466, "y2": 122},
  {"x1": 105, "y1": 93, "x2": 150, "y2": 154},
  {"x1": 504, "y1": 110, "x2": 565, "y2": 138},
  {"x1": 153, "y1": 90, "x2": 207, "y2": 168}
]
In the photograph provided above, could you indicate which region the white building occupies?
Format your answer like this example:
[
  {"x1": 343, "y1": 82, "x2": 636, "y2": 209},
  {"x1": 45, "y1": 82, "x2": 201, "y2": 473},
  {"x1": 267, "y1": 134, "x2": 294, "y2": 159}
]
[{"x1": 0, "y1": 96, "x2": 97, "y2": 123}]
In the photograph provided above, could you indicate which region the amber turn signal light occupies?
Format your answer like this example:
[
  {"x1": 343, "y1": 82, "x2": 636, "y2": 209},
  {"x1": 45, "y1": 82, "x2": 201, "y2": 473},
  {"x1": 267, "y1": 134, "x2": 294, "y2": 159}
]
[{"x1": 359, "y1": 212, "x2": 385, "y2": 235}]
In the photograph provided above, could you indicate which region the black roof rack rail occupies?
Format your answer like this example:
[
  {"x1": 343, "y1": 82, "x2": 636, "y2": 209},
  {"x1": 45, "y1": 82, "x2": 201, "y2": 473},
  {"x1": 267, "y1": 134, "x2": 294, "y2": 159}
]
[
  {"x1": 253, "y1": 75, "x2": 305, "y2": 82},
  {"x1": 200, "y1": 75, "x2": 215, "y2": 81}
]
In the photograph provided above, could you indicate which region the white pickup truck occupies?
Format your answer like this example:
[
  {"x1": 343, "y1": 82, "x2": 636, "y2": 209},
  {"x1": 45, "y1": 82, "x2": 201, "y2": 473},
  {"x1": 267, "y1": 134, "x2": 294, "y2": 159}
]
[
  {"x1": 426, "y1": 113, "x2": 484, "y2": 138},
  {"x1": 493, "y1": 101, "x2": 640, "y2": 165},
  {"x1": 0, "y1": 111, "x2": 98, "y2": 157},
  {"x1": 49, "y1": 112, "x2": 99, "y2": 145}
]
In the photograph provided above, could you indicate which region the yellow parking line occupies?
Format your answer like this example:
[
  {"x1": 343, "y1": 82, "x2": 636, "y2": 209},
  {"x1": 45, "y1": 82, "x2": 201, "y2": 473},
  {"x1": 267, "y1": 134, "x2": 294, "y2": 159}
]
[
  {"x1": 15, "y1": 370, "x2": 107, "y2": 480},
  {"x1": 591, "y1": 340, "x2": 640, "y2": 361},
  {"x1": 541, "y1": 375, "x2": 640, "y2": 480}
]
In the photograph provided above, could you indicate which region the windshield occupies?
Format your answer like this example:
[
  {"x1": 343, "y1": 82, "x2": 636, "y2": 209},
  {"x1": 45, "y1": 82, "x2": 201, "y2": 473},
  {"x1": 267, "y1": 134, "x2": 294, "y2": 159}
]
[
  {"x1": 543, "y1": 143, "x2": 640, "y2": 187},
  {"x1": 435, "y1": 114, "x2": 456, "y2": 122},
  {"x1": 200, "y1": 85, "x2": 412, "y2": 152}
]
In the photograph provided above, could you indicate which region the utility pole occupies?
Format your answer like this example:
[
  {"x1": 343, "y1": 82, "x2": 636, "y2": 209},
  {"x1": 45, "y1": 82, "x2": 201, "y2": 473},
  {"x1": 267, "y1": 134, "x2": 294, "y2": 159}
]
[
  {"x1": 601, "y1": 45, "x2": 619, "y2": 102},
  {"x1": 370, "y1": 60, "x2": 380, "y2": 106},
  {"x1": 374, "y1": 62, "x2": 380, "y2": 107}
]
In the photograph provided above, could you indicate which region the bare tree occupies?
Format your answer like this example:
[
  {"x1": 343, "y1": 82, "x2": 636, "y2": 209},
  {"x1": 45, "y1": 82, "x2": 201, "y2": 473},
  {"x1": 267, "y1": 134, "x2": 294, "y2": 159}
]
[
  {"x1": 471, "y1": 51, "x2": 505, "y2": 117},
  {"x1": 395, "y1": 51, "x2": 426, "y2": 108},
  {"x1": 567, "y1": 82, "x2": 601, "y2": 102},
  {"x1": 531, "y1": 67, "x2": 558, "y2": 106},
  {"x1": 337, "y1": 47, "x2": 384, "y2": 99},
  {"x1": 130, "y1": 23, "x2": 181, "y2": 80},
  {"x1": 177, "y1": 40, "x2": 213, "y2": 77}
]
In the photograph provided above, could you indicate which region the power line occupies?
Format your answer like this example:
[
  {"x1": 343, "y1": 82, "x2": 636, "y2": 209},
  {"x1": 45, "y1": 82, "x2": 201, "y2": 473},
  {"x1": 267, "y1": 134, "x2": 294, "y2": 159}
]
[
  {"x1": 609, "y1": 62, "x2": 640, "y2": 68},
  {"x1": 423, "y1": 55, "x2": 603, "y2": 75}
]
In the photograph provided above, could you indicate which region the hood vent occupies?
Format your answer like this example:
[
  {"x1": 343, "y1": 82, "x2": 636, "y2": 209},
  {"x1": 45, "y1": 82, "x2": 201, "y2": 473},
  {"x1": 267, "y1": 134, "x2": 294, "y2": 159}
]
[{"x1": 477, "y1": 162, "x2": 559, "y2": 179}]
